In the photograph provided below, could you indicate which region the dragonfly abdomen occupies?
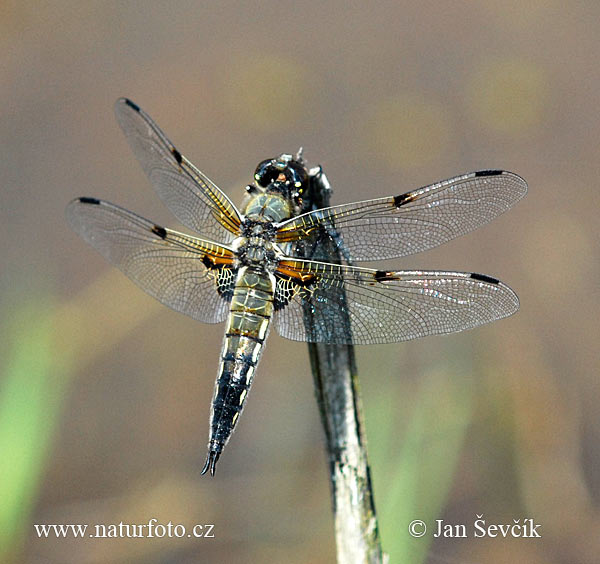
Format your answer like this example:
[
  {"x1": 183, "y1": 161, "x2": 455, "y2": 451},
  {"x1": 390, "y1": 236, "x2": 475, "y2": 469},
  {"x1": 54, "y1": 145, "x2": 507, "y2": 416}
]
[{"x1": 202, "y1": 267, "x2": 275, "y2": 475}]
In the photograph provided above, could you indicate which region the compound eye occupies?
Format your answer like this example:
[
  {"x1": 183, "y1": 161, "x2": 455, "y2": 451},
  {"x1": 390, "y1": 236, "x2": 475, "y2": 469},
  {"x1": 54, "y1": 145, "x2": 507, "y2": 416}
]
[
  {"x1": 254, "y1": 159, "x2": 279, "y2": 187},
  {"x1": 286, "y1": 162, "x2": 309, "y2": 191}
]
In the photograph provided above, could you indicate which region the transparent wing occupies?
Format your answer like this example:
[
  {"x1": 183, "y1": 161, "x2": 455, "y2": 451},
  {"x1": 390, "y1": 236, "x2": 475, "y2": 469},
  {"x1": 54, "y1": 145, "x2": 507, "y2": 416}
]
[
  {"x1": 66, "y1": 197, "x2": 237, "y2": 323},
  {"x1": 276, "y1": 170, "x2": 527, "y2": 261},
  {"x1": 274, "y1": 258, "x2": 519, "y2": 344},
  {"x1": 114, "y1": 98, "x2": 242, "y2": 242}
]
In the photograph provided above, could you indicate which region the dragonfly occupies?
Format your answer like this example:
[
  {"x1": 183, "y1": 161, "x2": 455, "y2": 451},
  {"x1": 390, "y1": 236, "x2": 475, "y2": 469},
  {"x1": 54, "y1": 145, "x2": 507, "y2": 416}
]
[{"x1": 67, "y1": 98, "x2": 527, "y2": 476}]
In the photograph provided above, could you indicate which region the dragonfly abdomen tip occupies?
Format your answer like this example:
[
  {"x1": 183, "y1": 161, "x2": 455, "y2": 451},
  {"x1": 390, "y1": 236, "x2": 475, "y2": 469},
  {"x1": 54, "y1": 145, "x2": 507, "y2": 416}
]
[{"x1": 201, "y1": 450, "x2": 221, "y2": 476}]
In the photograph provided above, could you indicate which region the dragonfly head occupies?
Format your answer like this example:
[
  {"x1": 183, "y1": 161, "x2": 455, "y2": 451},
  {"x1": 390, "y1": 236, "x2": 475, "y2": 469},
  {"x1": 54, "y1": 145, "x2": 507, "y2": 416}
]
[{"x1": 253, "y1": 152, "x2": 309, "y2": 207}]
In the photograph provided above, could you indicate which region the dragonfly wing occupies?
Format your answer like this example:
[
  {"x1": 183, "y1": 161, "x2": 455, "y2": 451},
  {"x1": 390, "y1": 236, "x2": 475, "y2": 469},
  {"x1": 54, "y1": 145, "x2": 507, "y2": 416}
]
[
  {"x1": 273, "y1": 259, "x2": 519, "y2": 344},
  {"x1": 67, "y1": 197, "x2": 236, "y2": 323},
  {"x1": 276, "y1": 170, "x2": 527, "y2": 261},
  {"x1": 114, "y1": 98, "x2": 242, "y2": 242}
]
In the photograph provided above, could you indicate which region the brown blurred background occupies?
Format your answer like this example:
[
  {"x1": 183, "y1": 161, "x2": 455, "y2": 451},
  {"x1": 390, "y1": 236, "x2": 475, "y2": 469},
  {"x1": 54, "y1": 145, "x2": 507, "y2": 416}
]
[{"x1": 1, "y1": 1, "x2": 599, "y2": 563}]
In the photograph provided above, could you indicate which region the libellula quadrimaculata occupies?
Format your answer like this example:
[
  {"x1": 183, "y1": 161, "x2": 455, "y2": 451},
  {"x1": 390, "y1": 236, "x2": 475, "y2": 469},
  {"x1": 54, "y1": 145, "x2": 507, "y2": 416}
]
[{"x1": 67, "y1": 98, "x2": 527, "y2": 475}]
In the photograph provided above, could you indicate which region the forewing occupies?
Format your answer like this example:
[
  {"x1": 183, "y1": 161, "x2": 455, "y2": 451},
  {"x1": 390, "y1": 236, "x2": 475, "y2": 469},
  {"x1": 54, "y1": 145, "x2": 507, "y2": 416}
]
[
  {"x1": 276, "y1": 170, "x2": 527, "y2": 261},
  {"x1": 274, "y1": 259, "x2": 519, "y2": 344},
  {"x1": 66, "y1": 197, "x2": 236, "y2": 323},
  {"x1": 114, "y1": 98, "x2": 242, "y2": 242}
]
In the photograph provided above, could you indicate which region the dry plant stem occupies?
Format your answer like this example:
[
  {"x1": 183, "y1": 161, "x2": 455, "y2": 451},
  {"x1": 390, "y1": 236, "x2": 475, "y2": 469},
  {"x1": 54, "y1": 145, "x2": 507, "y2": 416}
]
[
  {"x1": 302, "y1": 170, "x2": 386, "y2": 564},
  {"x1": 307, "y1": 343, "x2": 385, "y2": 563}
]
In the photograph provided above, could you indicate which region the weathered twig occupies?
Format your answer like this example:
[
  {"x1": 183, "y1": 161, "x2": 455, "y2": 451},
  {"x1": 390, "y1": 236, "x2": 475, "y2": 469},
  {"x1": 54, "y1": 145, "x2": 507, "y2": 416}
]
[{"x1": 300, "y1": 166, "x2": 386, "y2": 564}]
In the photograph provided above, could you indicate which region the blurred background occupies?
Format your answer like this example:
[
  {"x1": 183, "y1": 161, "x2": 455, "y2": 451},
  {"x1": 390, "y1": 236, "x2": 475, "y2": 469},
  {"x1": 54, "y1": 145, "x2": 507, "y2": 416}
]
[{"x1": 1, "y1": 1, "x2": 599, "y2": 562}]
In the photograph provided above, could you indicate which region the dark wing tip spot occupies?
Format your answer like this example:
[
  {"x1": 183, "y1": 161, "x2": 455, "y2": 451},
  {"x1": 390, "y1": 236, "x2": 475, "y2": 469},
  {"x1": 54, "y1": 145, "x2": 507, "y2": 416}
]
[
  {"x1": 79, "y1": 197, "x2": 101, "y2": 205},
  {"x1": 172, "y1": 148, "x2": 183, "y2": 165},
  {"x1": 470, "y1": 272, "x2": 499, "y2": 284},
  {"x1": 151, "y1": 225, "x2": 167, "y2": 239},
  {"x1": 123, "y1": 98, "x2": 141, "y2": 112},
  {"x1": 475, "y1": 170, "x2": 503, "y2": 177}
]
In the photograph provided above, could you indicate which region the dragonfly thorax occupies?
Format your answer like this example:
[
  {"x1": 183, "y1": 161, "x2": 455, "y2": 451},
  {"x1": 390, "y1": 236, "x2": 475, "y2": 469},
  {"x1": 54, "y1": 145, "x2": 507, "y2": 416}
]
[
  {"x1": 242, "y1": 192, "x2": 293, "y2": 223},
  {"x1": 231, "y1": 232, "x2": 279, "y2": 270},
  {"x1": 235, "y1": 191, "x2": 292, "y2": 271}
]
